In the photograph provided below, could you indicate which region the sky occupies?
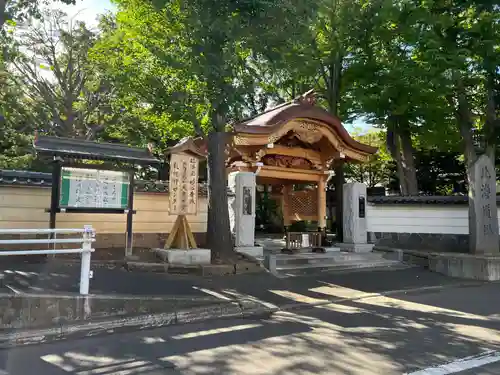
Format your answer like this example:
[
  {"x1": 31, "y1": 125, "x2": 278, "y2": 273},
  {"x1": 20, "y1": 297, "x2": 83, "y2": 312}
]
[
  {"x1": 48, "y1": 0, "x2": 116, "y2": 26},
  {"x1": 48, "y1": 0, "x2": 371, "y2": 133}
]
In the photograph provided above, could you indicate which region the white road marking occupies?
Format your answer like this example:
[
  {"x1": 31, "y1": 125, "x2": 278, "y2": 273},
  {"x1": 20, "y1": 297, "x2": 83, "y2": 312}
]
[
  {"x1": 192, "y1": 286, "x2": 232, "y2": 300},
  {"x1": 40, "y1": 355, "x2": 75, "y2": 372},
  {"x1": 77, "y1": 361, "x2": 159, "y2": 375},
  {"x1": 5, "y1": 284, "x2": 23, "y2": 294},
  {"x1": 406, "y1": 350, "x2": 500, "y2": 374},
  {"x1": 221, "y1": 289, "x2": 278, "y2": 309},
  {"x1": 171, "y1": 323, "x2": 262, "y2": 340},
  {"x1": 41, "y1": 354, "x2": 162, "y2": 375}
]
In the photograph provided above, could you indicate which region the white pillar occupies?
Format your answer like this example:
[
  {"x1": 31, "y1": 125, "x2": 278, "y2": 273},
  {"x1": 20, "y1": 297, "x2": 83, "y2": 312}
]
[
  {"x1": 80, "y1": 225, "x2": 94, "y2": 295},
  {"x1": 228, "y1": 171, "x2": 263, "y2": 257},
  {"x1": 340, "y1": 182, "x2": 373, "y2": 252}
]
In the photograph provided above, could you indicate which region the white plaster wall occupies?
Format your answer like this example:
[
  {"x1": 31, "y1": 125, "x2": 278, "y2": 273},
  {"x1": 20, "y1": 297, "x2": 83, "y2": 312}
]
[{"x1": 366, "y1": 204, "x2": 500, "y2": 234}]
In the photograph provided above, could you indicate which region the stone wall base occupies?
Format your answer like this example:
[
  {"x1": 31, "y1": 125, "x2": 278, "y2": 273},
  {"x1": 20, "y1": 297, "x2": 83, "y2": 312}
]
[
  {"x1": 429, "y1": 253, "x2": 500, "y2": 281},
  {"x1": 368, "y1": 231, "x2": 469, "y2": 253},
  {"x1": 153, "y1": 248, "x2": 211, "y2": 265},
  {"x1": 336, "y1": 243, "x2": 374, "y2": 253},
  {"x1": 375, "y1": 246, "x2": 500, "y2": 281},
  {"x1": 235, "y1": 246, "x2": 263, "y2": 258}
]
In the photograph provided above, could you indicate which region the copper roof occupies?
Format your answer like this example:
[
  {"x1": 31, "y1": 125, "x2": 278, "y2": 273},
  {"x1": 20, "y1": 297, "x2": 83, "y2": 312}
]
[
  {"x1": 166, "y1": 137, "x2": 207, "y2": 158},
  {"x1": 233, "y1": 90, "x2": 377, "y2": 155},
  {"x1": 34, "y1": 135, "x2": 160, "y2": 164}
]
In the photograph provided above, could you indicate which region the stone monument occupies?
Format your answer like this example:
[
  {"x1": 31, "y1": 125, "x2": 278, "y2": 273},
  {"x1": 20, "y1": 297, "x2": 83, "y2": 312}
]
[
  {"x1": 337, "y1": 182, "x2": 373, "y2": 252},
  {"x1": 228, "y1": 171, "x2": 263, "y2": 258},
  {"x1": 470, "y1": 155, "x2": 499, "y2": 255}
]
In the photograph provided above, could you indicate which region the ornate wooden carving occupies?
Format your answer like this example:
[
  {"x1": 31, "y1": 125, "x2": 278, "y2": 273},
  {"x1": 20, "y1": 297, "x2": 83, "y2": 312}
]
[
  {"x1": 276, "y1": 131, "x2": 320, "y2": 150},
  {"x1": 262, "y1": 155, "x2": 313, "y2": 170}
]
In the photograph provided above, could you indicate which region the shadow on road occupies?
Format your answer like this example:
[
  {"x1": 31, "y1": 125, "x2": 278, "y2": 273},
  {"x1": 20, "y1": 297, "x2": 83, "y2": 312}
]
[{"x1": 1, "y1": 272, "x2": 500, "y2": 374}]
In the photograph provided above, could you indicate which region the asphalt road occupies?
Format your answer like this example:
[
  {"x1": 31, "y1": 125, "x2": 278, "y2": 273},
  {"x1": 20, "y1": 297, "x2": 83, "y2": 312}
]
[{"x1": 1, "y1": 280, "x2": 500, "y2": 374}]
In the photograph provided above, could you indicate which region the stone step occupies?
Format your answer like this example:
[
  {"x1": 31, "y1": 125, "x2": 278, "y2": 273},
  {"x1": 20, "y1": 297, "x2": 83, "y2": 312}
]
[
  {"x1": 276, "y1": 262, "x2": 411, "y2": 277},
  {"x1": 272, "y1": 252, "x2": 387, "y2": 266},
  {"x1": 263, "y1": 251, "x2": 399, "y2": 274},
  {"x1": 275, "y1": 259, "x2": 401, "y2": 271}
]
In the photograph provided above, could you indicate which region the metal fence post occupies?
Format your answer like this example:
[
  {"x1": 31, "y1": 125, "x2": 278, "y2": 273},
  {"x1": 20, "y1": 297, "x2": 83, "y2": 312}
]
[{"x1": 80, "y1": 225, "x2": 94, "y2": 295}]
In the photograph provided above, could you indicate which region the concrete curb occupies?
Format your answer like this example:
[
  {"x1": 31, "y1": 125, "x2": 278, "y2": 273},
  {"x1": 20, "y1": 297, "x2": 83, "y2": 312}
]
[
  {"x1": 1, "y1": 278, "x2": 493, "y2": 350},
  {"x1": 0, "y1": 299, "x2": 277, "y2": 349}
]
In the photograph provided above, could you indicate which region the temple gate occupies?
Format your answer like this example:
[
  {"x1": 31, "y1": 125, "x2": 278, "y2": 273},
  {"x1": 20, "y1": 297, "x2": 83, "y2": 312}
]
[{"x1": 226, "y1": 90, "x2": 377, "y2": 243}]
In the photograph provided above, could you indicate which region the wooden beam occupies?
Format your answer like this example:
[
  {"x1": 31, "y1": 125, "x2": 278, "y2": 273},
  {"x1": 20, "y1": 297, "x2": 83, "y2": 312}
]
[
  {"x1": 257, "y1": 166, "x2": 323, "y2": 182},
  {"x1": 255, "y1": 145, "x2": 323, "y2": 168},
  {"x1": 164, "y1": 215, "x2": 197, "y2": 250}
]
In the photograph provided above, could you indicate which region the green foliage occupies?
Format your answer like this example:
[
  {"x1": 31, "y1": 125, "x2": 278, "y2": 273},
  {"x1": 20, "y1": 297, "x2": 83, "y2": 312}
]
[
  {"x1": 344, "y1": 128, "x2": 393, "y2": 188},
  {"x1": 3, "y1": 9, "x2": 114, "y2": 144},
  {"x1": 255, "y1": 190, "x2": 280, "y2": 231},
  {"x1": 0, "y1": 40, "x2": 33, "y2": 169},
  {"x1": 0, "y1": 0, "x2": 76, "y2": 29},
  {"x1": 0, "y1": 0, "x2": 498, "y2": 202},
  {"x1": 408, "y1": 0, "x2": 499, "y2": 162},
  {"x1": 415, "y1": 150, "x2": 467, "y2": 195}
]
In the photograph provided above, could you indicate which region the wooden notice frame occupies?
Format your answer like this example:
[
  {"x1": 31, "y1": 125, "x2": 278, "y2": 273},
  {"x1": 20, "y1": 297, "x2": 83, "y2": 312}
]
[
  {"x1": 59, "y1": 165, "x2": 131, "y2": 211},
  {"x1": 45, "y1": 163, "x2": 137, "y2": 255},
  {"x1": 34, "y1": 135, "x2": 160, "y2": 257}
]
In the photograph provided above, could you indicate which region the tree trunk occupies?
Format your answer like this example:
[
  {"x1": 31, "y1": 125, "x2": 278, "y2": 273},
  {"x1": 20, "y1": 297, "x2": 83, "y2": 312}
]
[
  {"x1": 0, "y1": 0, "x2": 6, "y2": 29},
  {"x1": 399, "y1": 128, "x2": 419, "y2": 195},
  {"x1": 452, "y1": 83, "x2": 477, "y2": 169},
  {"x1": 449, "y1": 79, "x2": 498, "y2": 254},
  {"x1": 386, "y1": 125, "x2": 408, "y2": 195},
  {"x1": 386, "y1": 116, "x2": 418, "y2": 196},
  {"x1": 484, "y1": 72, "x2": 497, "y2": 162},
  {"x1": 455, "y1": 90, "x2": 477, "y2": 249},
  {"x1": 326, "y1": 54, "x2": 344, "y2": 240},
  {"x1": 206, "y1": 131, "x2": 233, "y2": 262}
]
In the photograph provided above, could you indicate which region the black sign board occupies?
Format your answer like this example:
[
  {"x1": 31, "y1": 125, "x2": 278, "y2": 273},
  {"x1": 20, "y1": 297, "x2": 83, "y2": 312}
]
[{"x1": 359, "y1": 196, "x2": 366, "y2": 218}]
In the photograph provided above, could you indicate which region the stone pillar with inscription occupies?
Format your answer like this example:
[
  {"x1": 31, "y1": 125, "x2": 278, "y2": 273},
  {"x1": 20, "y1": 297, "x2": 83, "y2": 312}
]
[
  {"x1": 470, "y1": 155, "x2": 499, "y2": 255},
  {"x1": 336, "y1": 182, "x2": 373, "y2": 253},
  {"x1": 228, "y1": 171, "x2": 264, "y2": 258}
]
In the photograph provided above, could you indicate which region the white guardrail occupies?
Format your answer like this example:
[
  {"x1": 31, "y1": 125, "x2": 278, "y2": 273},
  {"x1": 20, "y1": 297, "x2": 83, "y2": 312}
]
[{"x1": 0, "y1": 225, "x2": 95, "y2": 295}]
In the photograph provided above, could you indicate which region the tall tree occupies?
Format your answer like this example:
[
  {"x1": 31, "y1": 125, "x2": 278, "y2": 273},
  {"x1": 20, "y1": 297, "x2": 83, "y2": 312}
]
[
  {"x1": 96, "y1": 0, "x2": 314, "y2": 260},
  {"x1": 409, "y1": 0, "x2": 500, "y2": 252},
  {"x1": 11, "y1": 10, "x2": 110, "y2": 139},
  {"x1": 412, "y1": 0, "x2": 499, "y2": 167},
  {"x1": 343, "y1": 0, "x2": 424, "y2": 195},
  {"x1": 0, "y1": 67, "x2": 33, "y2": 169},
  {"x1": 0, "y1": 0, "x2": 76, "y2": 29}
]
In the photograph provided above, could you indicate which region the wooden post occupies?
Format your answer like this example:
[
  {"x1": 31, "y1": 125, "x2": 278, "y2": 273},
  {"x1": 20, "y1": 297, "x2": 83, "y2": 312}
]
[
  {"x1": 282, "y1": 184, "x2": 291, "y2": 230},
  {"x1": 164, "y1": 215, "x2": 197, "y2": 249},
  {"x1": 317, "y1": 176, "x2": 326, "y2": 230},
  {"x1": 125, "y1": 170, "x2": 135, "y2": 257},
  {"x1": 334, "y1": 161, "x2": 345, "y2": 242},
  {"x1": 49, "y1": 158, "x2": 62, "y2": 248}
]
